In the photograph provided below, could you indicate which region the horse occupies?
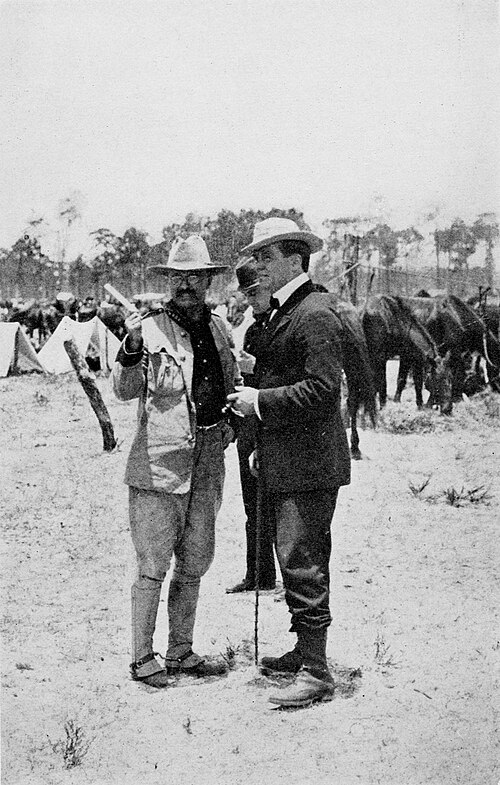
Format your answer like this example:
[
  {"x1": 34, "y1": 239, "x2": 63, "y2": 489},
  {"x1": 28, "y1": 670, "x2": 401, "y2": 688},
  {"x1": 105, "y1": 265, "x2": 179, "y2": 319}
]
[
  {"x1": 8, "y1": 300, "x2": 48, "y2": 347},
  {"x1": 402, "y1": 294, "x2": 500, "y2": 398},
  {"x1": 360, "y1": 295, "x2": 453, "y2": 414},
  {"x1": 395, "y1": 347, "x2": 453, "y2": 412},
  {"x1": 318, "y1": 292, "x2": 377, "y2": 460},
  {"x1": 96, "y1": 303, "x2": 127, "y2": 339},
  {"x1": 77, "y1": 297, "x2": 98, "y2": 323},
  {"x1": 35, "y1": 296, "x2": 79, "y2": 341}
]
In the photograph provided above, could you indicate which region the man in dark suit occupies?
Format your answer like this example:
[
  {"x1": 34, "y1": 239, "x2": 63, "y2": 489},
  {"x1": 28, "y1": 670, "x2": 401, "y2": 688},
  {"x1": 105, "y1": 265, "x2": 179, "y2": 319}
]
[{"x1": 227, "y1": 217, "x2": 351, "y2": 708}]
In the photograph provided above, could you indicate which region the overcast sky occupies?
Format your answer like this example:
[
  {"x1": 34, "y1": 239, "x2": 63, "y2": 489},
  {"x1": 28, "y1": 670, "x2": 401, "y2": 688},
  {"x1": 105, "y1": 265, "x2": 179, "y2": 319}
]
[{"x1": 1, "y1": 0, "x2": 499, "y2": 250}]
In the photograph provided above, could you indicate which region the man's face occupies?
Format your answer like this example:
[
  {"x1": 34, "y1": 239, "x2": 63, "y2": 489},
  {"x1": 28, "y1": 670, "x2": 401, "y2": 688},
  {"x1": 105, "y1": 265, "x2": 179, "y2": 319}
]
[
  {"x1": 244, "y1": 283, "x2": 272, "y2": 315},
  {"x1": 168, "y1": 271, "x2": 210, "y2": 311},
  {"x1": 253, "y1": 243, "x2": 301, "y2": 292}
]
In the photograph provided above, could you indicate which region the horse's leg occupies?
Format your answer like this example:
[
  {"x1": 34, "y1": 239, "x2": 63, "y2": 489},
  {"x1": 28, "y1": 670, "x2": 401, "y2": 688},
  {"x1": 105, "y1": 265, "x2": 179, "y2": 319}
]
[
  {"x1": 451, "y1": 351, "x2": 466, "y2": 400},
  {"x1": 394, "y1": 356, "x2": 409, "y2": 403},
  {"x1": 413, "y1": 361, "x2": 424, "y2": 409},
  {"x1": 378, "y1": 360, "x2": 388, "y2": 408},
  {"x1": 347, "y1": 394, "x2": 362, "y2": 460}
]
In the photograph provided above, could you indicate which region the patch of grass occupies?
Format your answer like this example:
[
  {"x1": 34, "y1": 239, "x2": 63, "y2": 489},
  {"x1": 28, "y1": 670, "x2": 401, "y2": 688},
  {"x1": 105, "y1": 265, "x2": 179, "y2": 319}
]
[
  {"x1": 15, "y1": 662, "x2": 34, "y2": 671},
  {"x1": 33, "y1": 391, "x2": 49, "y2": 406},
  {"x1": 220, "y1": 638, "x2": 241, "y2": 669},
  {"x1": 68, "y1": 390, "x2": 80, "y2": 407},
  {"x1": 408, "y1": 476, "x2": 432, "y2": 497},
  {"x1": 182, "y1": 716, "x2": 192, "y2": 735},
  {"x1": 378, "y1": 403, "x2": 437, "y2": 434},
  {"x1": 333, "y1": 666, "x2": 363, "y2": 699},
  {"x1": 49, "y1": 720, "x2": 93, "y2": 769},
  {"x1": 374, "y1": 633, "x2": 399, "y2": 668},
  {"x1": 458, "y1": 389, "x2": 500, "y2": 423},
  {"x1": 442, "y1": 485, "x2": 491, "y2": 507}
]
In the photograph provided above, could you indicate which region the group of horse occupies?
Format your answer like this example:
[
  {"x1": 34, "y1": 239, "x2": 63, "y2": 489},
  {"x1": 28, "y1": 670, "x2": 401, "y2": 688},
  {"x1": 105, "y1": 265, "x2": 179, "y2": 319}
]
[
  {"x1": 2, "y1": 287, "x2": 499, "y2": 461},
  {"x1": 322, "y1": 289, "x2": 500, "y2": 459},
  {"x1": 0, "y1": 296, "x2": 128, "y2": 346}
]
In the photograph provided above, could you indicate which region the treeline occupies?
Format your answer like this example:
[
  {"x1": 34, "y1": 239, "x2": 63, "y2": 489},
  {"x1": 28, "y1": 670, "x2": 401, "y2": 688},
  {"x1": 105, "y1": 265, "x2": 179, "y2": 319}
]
[{"x1": 0, "y1": 207, "x2": 497, "y2": 302}]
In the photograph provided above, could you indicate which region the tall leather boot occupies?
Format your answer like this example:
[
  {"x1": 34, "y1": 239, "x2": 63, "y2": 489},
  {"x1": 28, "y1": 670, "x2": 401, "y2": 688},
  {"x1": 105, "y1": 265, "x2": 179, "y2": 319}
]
[
  {"x1": 268, "y1": 628, "x2": 335, "y2": 708},
  {"x1": 260, "y1": 641, "x2": 302, "y2": 674},
  {"x1": 130, "y1": 579, "x2": 170, "y2": 688},
  {"x1": 298, "y1": 626, "x2": 333, "y2": 683}
]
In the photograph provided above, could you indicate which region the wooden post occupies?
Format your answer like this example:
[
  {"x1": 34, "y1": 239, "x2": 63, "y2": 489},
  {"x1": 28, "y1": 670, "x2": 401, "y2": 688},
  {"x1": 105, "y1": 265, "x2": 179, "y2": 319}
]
[{"x1": 63, "y1": 337, "x2": 117, "y2": 452}]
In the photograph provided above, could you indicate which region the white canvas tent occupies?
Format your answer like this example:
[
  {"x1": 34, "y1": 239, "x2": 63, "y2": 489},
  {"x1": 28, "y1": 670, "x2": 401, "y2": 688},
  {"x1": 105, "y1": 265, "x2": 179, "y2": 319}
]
[
  {"x1": 0, "y1": 322, "x2": 47, "y2": 377},
  {"x1": 230, "y1": 305, "x2": 254, "y2": 352},
  {"x1": 38, "y1": 316, "x2": 121, "y2": 374}
]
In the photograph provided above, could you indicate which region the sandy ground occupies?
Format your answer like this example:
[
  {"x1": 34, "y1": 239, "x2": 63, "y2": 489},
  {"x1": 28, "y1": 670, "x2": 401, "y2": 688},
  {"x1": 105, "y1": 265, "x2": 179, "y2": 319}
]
[{"x1": 1, "y1": 366, "x2": 499, "y2": 785}]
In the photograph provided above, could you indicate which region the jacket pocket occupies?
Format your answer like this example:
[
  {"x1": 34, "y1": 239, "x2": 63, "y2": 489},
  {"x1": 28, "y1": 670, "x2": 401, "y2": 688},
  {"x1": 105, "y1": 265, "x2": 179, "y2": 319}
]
[{"x1": 148, "y1": 350, "x2": 184, "y2": 396}]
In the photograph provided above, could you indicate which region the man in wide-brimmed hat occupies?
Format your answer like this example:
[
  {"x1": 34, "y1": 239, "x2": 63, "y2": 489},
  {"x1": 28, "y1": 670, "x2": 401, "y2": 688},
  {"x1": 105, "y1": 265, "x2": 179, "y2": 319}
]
[
  {"x1": 113, "y1": 235, "x2": 241, "y2": 687},
  {"x1": 226, "y1": 257, "x2": 277, "y2": 595},
  {"x1": 227, "y1": 217, "x2": 351, "y2": 708}
]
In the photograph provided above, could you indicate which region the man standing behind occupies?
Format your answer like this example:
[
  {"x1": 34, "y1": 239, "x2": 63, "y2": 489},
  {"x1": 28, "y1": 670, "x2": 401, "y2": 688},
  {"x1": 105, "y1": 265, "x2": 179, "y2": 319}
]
[
  {"x1": 227, "y1": 218, "x2": 351, "y2": 708},
  {"x1": 113, "y1": 235, "x2": 240, "y2": 687},
  {"x1": 226, "y1": 259, "x2": 276, "y2": 594}
]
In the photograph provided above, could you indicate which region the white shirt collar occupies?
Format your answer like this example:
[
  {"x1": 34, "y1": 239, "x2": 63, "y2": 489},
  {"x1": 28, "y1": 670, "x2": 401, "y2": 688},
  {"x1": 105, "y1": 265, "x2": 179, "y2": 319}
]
[{"x1": 272, "y1": 272, "x2": 310, "y2": 309}]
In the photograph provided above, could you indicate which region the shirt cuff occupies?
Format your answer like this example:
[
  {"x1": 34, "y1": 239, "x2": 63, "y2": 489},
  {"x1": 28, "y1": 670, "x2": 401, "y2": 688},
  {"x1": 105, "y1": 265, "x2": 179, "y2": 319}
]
[
  {"x1": 117, "y1": 337, "x2": 144, "y2": 367},
  {"x1": 254, "y1": 390, "x2": 262, "y2": 419}
]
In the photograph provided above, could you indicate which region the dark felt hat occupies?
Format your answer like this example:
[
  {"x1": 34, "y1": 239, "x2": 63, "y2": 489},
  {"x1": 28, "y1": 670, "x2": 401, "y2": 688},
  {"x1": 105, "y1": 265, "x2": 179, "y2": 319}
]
[{"x1": 235, "y1": 258, "x2": 260, "y2": 292}]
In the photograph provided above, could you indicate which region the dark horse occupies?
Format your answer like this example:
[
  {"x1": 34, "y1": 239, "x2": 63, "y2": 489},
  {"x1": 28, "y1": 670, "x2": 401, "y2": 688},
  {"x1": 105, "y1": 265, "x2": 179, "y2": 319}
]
[
  {"x1": 360, "y1": 295, "x2": 453, "y2": 414},
  {"x1": 318, "y1": 293, "x2": 377, "y2": 460},
  {"x1": 8, "y1": 300, "x2": 48, "y2": 346},
  {"x1": 96, "y1": 304, "x2": 127, "y2": 340},
  {"x1": 402, "y1": 294, "x2": 500, "y2": 399}
]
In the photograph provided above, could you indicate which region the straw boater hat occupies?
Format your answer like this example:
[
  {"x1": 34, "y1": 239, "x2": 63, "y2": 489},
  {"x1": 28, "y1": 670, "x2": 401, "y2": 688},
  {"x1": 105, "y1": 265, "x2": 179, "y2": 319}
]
[
  {"x1": 240, "y1": 217, "x2": 324, "y2": 256},
  {"x1": 148, "y1": 235, "x2": 228, "y2": 275},
  {"x1": 235, "y1": 257, "x2": 260, "y2": 292}
]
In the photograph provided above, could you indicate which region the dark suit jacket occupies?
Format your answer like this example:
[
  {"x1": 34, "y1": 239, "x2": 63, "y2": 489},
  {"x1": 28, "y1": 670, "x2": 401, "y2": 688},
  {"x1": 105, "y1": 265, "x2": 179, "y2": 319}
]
[{"x1": 254, "y1": 280, "x2": 351, "y2": 493}]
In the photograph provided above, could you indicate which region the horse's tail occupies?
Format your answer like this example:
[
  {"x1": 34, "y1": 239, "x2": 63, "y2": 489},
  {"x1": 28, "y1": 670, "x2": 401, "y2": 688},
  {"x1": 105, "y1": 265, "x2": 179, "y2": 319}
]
[{"x1": 337, "y1": 306, "x2": 377, "y2": 427}]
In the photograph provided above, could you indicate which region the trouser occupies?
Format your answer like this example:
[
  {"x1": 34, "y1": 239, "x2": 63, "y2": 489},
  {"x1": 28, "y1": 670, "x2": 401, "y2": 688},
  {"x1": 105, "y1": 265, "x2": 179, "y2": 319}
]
[
  {"x1": 268, "y1": 487, "x2": 339, "y2": 634},
  {"x1": 237, "y1": 426, "x2": 276, "y2": 586},
  {"x1": 129, "y1": 424, "x2": 225, "y2": 663}
]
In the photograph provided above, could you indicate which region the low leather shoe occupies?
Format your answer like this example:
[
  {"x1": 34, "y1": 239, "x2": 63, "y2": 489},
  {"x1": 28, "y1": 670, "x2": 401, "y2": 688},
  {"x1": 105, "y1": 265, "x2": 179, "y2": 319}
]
[
  {"x1": 225, "y1": 579, "x2": 254, "y2": 593},
  {"x1": 268, "y1": 668, "x2": 335, "y2": 708},
  {"x1": 130, "y1": 654, "x2": 171, "y2": 688},
  {"x1": 165, "y1": 650, "x2": 228, "y2": 677},
  {"x1": 260, "y1": 648, "x2": 302, "y2": 675},
  {"x1": 226, "y1": 579, "x2": 275, "y2": 593}
]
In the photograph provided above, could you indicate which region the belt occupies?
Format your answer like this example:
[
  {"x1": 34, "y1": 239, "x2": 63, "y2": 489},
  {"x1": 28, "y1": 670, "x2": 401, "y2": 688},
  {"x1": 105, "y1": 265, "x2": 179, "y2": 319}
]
[{"x1": 196, "y1": 419, "x2": 223, "y2": 431}]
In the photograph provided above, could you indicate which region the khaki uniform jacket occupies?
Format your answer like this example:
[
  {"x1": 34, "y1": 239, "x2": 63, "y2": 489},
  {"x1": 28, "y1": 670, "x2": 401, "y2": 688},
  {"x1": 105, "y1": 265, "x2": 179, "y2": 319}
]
[{"x1": 112, "y1": 309, "x2": 241, "y2": 494}]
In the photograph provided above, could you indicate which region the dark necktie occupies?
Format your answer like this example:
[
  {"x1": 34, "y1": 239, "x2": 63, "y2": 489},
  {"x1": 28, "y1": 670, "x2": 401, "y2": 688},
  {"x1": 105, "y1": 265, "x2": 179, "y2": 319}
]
[{"x1": 269, "y1": 296, "x2": 280, "y2": 311}]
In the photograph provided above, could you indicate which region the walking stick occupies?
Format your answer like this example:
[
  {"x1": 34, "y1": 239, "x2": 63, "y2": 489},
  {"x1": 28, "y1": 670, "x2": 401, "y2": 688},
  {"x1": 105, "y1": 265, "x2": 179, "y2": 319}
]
[{"x1": 254, "y1": 475, "x2": 262, "y2": 666}]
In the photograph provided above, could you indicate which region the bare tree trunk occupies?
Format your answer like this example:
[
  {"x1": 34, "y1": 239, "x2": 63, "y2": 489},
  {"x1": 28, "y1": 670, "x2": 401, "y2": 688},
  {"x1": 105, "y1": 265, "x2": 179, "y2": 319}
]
[
  {"x1": 485, "y1": 241, "x2": 494, "y2": 288},
  {"x1": 63, "y1": 337, "x2": 117, "y2": 452}
]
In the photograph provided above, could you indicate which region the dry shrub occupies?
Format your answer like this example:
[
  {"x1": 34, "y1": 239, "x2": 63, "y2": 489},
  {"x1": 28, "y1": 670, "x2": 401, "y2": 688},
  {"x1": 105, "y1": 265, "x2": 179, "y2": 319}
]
[
  {"x1": 454, "y1": 389, "x2": 500, "y2": 426},
  {"x1": 377, "y1": 402, "x2": 438, "y2": 434},
  {"x1": 379, "y1": 390, "x2": 500, "y2": 435},
  {"x1": 49, "y1": 720, "x2": 93, "y2": 769},
  {"x1": 408, "y1": 476, "x2": 432, "y2": 497},
  {"x1": 442, "y1": 484, "x2": 492, "y2": 507}
]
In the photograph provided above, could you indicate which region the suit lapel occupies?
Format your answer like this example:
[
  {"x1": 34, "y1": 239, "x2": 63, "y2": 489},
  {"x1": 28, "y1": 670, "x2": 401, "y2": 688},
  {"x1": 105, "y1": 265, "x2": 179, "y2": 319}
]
[{"x1": 264, "y1": 280, "x2": 314, "y2": 342}]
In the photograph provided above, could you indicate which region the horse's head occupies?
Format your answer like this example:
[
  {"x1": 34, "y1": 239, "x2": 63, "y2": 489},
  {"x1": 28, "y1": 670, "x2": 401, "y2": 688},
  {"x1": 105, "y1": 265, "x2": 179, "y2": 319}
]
[{"x1": 425, "y1": 351, "x2": 453, "y2": 415}]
